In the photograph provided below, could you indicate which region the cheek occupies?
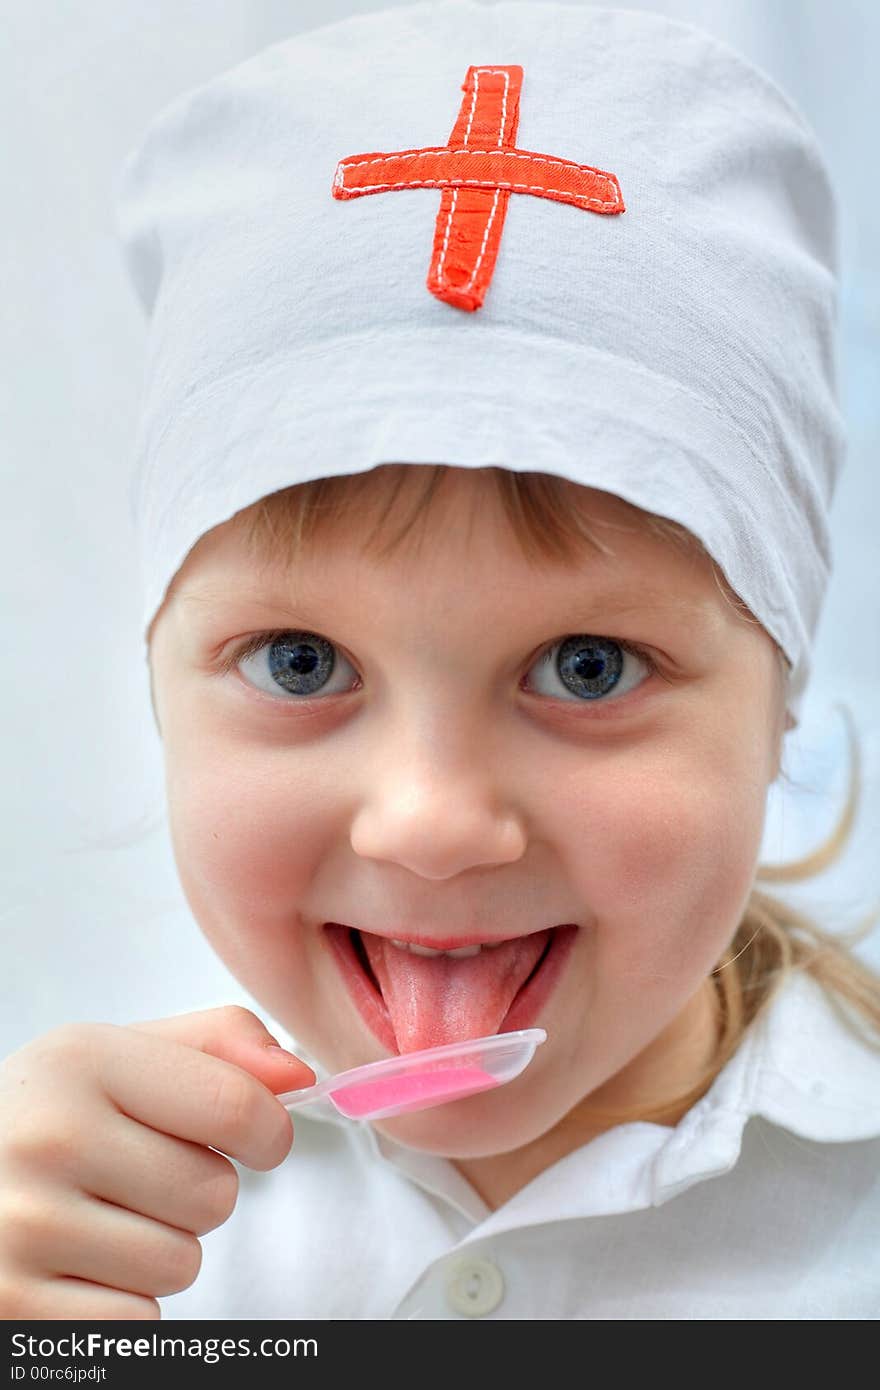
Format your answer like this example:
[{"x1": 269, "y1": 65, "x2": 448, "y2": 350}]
[
  {"x1": 164, "y1": 745, "x2": 320, "y2": 922},
  {"x1": 162, "y1": 745, "x2": 336, "y2": 1028},
  {"x1": 561, "y1": 735, "x2": 769, "y2": 967}
]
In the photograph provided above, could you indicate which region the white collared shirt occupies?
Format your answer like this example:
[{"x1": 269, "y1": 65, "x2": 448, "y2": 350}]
[{"x1": 159, "y1": 971, "x2": 880, "y2": 1319}]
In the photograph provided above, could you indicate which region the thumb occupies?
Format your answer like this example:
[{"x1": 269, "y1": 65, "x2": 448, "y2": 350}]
[{"x1": 126, "y1": 1004, "x2": 317, "y2": 1095}]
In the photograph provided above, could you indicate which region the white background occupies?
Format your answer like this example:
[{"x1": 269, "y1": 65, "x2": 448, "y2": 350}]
[{"x1": 2, "y1": 0, "x2": 878, "y2": 1058}]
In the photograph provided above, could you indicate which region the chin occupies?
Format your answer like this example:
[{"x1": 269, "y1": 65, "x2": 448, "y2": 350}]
[{"x1": 368, "y1": 1087, "x2": 558, "y2": 1159}]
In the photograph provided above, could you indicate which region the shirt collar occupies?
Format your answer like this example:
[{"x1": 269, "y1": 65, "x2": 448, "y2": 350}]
[{"x1": 280, "y1": 970, "x2": 880, "y2": 1229}]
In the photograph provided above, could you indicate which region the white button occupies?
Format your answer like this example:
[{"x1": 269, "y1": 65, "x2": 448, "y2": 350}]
[{"x1": 445, "y1": 1257, "x2": 505, "y2": 1317}]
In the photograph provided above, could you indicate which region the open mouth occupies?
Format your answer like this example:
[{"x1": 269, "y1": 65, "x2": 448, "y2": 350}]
[{"x1": 324, "y1": 922, "x2": 578, "y2": 1055}]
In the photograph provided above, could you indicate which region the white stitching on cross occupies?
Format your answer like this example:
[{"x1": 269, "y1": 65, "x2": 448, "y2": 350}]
[
  {"x1": 352, "y1": 176, "x2": 617, "y2": 212},
  {"x1": 437, "y1": 67, "x2": 510, "y2": 295},
  {"x1": 461, "y1": 69, "x2": 508, "y2": 293},
  {"x1": 340, "y1": 147, "x2": 619, "y2": 191},
  {"x1": 337, "y1": 148, "x2": 621, "y2": 210},
  {"x1": 335, "y1": 66, "x2": 621, "y2": 301}
]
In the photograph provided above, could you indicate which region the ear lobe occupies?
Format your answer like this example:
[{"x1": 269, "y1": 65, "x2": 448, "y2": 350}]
[
  {"x1": 148, "y1": 663, "x2": 162, "y2": 738},
  {"x1": 770, "y1": 723, "x2": 792, "y2": 783},
  {"x1": 768, "y1": 709, "x2": 792, "y2": 785}
]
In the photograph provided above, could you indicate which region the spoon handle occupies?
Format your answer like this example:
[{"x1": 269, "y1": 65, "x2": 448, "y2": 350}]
[{"x1": 276, "y1": 1076, "x2": 337, "y2": 1110}]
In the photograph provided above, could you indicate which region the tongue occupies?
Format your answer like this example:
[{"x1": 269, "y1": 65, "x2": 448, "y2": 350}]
[{"x1": 361, "y1": 930, "x2": 552, "y2": 1052}]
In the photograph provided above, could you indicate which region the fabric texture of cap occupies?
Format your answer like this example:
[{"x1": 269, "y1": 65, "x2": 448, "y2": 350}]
[{"x1": 113, "y1": 0, "x2": 846, "y2": 728}]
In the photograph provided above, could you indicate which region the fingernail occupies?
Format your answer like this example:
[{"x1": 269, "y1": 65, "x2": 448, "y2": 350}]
[{"x1": 264, "y1": 1043, "x2": 306, "y2": 1064}]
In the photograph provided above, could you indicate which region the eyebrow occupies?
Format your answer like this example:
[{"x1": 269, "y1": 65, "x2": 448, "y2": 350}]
[{"x1": 177, "y1": 586, "x2": 714, "y2": 628}]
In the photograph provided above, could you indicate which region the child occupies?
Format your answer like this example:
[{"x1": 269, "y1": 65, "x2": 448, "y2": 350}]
[{"x1": 2, "y1": 1, "x2": 879, "y2": 1320}]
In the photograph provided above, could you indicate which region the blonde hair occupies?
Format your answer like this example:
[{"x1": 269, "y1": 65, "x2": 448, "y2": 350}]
[{"x1": 233, "y1": 462, "x2": 880, "y2": 1125}]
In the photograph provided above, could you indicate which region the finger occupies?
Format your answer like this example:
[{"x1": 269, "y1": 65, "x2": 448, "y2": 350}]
[
  {"x1": 91, "y1": 1022, "x2": 295, "y2": 1171},
  {"x1": 5, "y1": 1185, "x2": 201, "y2": 1299},
  {"x1": 126, "y1": 1004, "x2": 316, "y2": 1094},
  {"x1": 75, "y1": 1109, "x2": 239, "y2": 1236},
  {"x1": 0, "y1": 1273, "x2": 159, "y2": 1321}
]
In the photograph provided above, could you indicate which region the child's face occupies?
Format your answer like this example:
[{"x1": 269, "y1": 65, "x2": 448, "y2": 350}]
[{"x1": 148, "y1": 469, "x2": 785, "y2": 1162}]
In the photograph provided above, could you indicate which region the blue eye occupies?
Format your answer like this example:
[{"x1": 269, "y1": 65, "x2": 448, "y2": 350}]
[
  {"x1": 526, "y1": 636, "x2": 653, "y2": 702},
  {"x1": 231, "y1": 631, "x2": 359, "y2": 699},
  {"x1": 223, "y1": 630, "x2": 655, "y2": 704}
]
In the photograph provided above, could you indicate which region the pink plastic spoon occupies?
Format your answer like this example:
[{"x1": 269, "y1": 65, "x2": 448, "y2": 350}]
[{"x1": 276, "y1": 1028, "x2": 547, "y2": 1122}]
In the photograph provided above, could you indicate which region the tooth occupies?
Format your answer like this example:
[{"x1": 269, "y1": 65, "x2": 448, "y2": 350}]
[{"x1": 388, "y1": 939, "x2": 484, "y2": 958}]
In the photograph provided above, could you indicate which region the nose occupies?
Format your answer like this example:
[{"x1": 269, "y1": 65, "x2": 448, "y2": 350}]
[{"x1": 348, "y1": 737, "x2": 527, "y2": 880}]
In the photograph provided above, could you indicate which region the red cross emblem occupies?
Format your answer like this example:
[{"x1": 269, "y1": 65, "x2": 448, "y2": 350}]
[{"x1": 332, "y1": 64, "x2": 624, "y2": 312}]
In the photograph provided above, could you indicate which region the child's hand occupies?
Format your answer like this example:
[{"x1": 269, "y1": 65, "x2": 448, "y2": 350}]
[{"x1": 0, "y1": 1006, "x2": 315, "y2": 1319}]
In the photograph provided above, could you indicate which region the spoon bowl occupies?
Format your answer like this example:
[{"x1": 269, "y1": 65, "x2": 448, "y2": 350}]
[{"x1": 277, "y1": 1028, "x2": 547, "y2": 1121}]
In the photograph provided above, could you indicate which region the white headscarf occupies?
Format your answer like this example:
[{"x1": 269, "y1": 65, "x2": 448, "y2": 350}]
[{"x1": 114, "y1": 0, "x2": 845, "y2": 729}]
